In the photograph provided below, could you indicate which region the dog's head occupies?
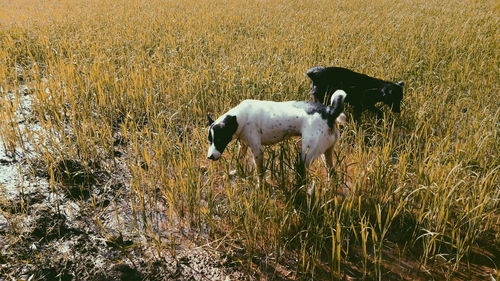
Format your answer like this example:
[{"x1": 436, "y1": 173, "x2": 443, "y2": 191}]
[
  {"x1": 307, "y1": 66, "x2": 330, "y2": 103},
  {"x1": 382, "y1": 81, "x2": 404, "y2": 113},
  {"x1": 206, "y1": 114, "x2": 238, "y2": 161}
]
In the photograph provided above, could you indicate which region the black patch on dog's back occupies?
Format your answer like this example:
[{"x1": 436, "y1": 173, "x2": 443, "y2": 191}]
[
  {"x1": 293, "y1": 100, "x2": 344, "y2": 129},
  {"x1": 208, "y1": 115, "x2": 238, "y2": 154}
]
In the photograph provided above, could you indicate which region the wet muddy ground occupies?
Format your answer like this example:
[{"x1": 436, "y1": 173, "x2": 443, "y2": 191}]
[{"x1": 0, "y1": 89, "x2": 250, "y2": 281}]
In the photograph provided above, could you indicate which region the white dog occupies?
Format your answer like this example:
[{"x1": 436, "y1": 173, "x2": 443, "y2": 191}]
[{"x1": 207, "y1": 90, "x2": 347, "y2": 181}]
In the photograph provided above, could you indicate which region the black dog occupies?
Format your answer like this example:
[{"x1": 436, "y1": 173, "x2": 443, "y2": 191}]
[{"x1": 306, "y1": 66, "x2": 404, "y2": 122}]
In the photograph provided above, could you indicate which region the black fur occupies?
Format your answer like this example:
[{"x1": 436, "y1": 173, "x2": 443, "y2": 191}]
[
  {"x1": 292, "y1": 96, "x2": 344, "y2": 129},
  {"x1": 208, "y1": 115, "x2": 238, "y2": 154},
  {"x1": 306, "y1": 66, "x2": 404, "y2": 121}
]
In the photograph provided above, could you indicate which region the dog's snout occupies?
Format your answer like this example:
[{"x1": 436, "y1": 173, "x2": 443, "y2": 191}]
[
  {"x1": 207, "y1": 146, "x2": 221, "y2": 161},
  {"x1": 207, "y1": 154, "x2": 220, "y2": 161}
]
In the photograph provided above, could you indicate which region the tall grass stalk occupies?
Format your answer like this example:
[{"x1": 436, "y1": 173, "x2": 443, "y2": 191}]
[{"x1": 1, "y1": 0, "x2": 498, "y2": 278}]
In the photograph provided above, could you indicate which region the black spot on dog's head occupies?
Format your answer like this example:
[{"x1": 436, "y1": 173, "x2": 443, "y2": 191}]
[
  {"x1": 207, "y1": 115, "x2": 238, "y2": 160},
  {"x1": 382, "y1": 82, "x2": 404, "y2": 113}
]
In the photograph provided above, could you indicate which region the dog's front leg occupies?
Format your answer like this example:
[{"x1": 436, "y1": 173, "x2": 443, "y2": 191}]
[
  {"x1": 250, "y1": 145, "x2": 265, "y2": 186},
  {"x1": 353, "y1": 106, "x2": 363, "y2": 123},
  {"x1": 368, "y1": 106, "x2": 383, "y2": 119}
]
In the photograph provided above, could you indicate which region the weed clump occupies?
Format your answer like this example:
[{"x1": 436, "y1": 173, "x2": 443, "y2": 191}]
[
  {"x1": 54, "y1": 159, "x2": 95, "y2": 199},
  {"x1": 31, "y1": 208, "x2": 71, "y2": 242}
]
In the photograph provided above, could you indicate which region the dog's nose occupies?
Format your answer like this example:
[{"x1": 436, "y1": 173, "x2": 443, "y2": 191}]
[{"x1": 208, "y1": 155, "x2": 214, "y2": 160}]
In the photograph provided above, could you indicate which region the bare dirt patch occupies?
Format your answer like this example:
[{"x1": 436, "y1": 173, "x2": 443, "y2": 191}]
[{"x1": 0, "y1": 89, "x2": 251, "y2": 281}]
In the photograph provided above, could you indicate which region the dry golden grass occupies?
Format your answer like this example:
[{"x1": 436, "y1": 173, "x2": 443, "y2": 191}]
[{"x1": 1, "y1": 0, "x2": 498, "y2": 279}]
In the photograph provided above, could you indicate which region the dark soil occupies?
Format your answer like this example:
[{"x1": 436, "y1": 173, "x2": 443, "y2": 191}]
[{"x1": 0, "y1": 152, "x2": 250, "y2": 281}]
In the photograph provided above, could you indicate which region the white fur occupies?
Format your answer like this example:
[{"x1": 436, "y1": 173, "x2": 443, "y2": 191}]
[
  {"x1": 206, "y1": 128, "x2": 221, "y2": 160},
  {"x1": 330, "y1": 90, "x2": 348, "y2": 126},
  {"x1": 330, "y1": 89, "x2": 347, "y2": 106},
  {"x1": 207, "y1": 95, "x2": 346, "y2": 181}
]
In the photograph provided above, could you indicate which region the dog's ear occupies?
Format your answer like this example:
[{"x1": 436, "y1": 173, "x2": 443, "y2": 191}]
[
  {"x1": 396, "y1": 81, "x2": 405, "y2": 87},
  {"x1": 207, "y1": 114, "x2": 215, "y2": 126},
  {"x1": 306, "y1": 66, "x2": 325, "y2": 82},
  {"x1": 225, "y1": 115, "x2": 238, "y2": 132}
]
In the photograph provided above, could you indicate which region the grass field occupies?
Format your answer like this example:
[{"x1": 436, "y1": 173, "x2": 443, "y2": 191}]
[{"x1": 1, "y1": 0, "x2": 498, "y2": 279}]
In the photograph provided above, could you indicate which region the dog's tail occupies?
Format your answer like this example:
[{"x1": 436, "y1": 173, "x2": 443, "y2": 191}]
[
  {"x1": 327, "y1": 90, "x2": 347, "y2": 128},
  {"x1": 329, "y1": 89, "x2": 346, "y2": 115}
]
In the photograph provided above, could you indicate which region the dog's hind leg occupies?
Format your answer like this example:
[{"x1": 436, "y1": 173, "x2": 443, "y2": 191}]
[
  {"x1": 300, "y1": 141, "x2": 311, "y2": 167},
  {"x1": 300, "y1": 139, "x2": 324, "y2": 193},
  {"x1": 301, "y1": 137, "x2": 320, "y2": 167},
  {"x1": 323, "y1": 146, "x2": 335, "y2": 176},
  {"x1": 304, "y1": 152, "x2": 320, "y2": 168},
  {"x1": 297, "y1": 138, "x2": 315, "y2": 186}
]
